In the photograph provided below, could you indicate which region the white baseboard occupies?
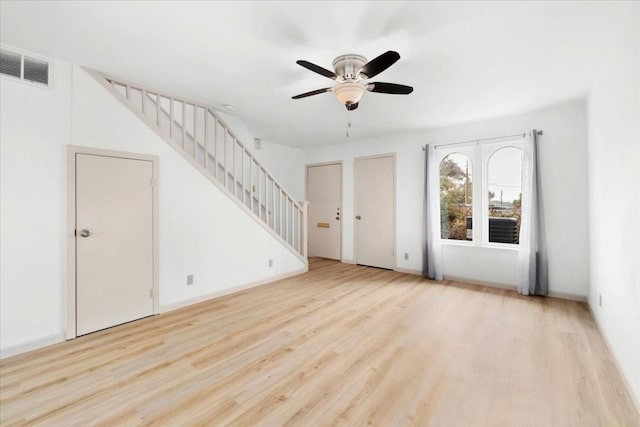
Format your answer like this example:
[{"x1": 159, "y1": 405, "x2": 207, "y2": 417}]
[
  {"x1": 394, "y1": 267, "x2": 422, "y2": 275},
  {"x1": 588, "y1": 305, "x2": 640, "y2": 415},
  {"x1": 341, "y1": 259, "x2": 356, "y2": 265},
  {"x1": 1, "y1": 332, "x2": 66, "y2": 360},
  {"x1": 160, "y1": 267, "x2": 308, "y2": 313},
  {"x1": 548, "y1": 290, "x2": 588, "y2": 303},
  {"x1": 442, "y1": 275, "x2": 588, "y2": 302},
  {"x1": 443, "y1": 274, "x2": 517, "y2": 291}
]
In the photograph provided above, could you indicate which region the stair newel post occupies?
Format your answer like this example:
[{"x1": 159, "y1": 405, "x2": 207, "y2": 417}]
[
  {"x1": 301, "y1": 201, "x2": 307, "y2": 257},
  {"x1": 302, "y1": 201, "x2": 309, "y2": 259}
]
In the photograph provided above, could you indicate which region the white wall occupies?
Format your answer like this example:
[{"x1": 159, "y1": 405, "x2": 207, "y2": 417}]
[
  {"x1": 1, "y1": 58, "x2": 73, "y2": 352},
  {"x1": 0, "y1": 59, "x2": 306, "y2": 356},
  {"x1": 304, "y1": 99, "x2": 589, "y2": 298},
  {"x1": 587, "y1": 3, "x2": 640, "y2": 405}
]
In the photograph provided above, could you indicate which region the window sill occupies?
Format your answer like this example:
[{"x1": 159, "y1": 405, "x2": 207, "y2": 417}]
[
  {"x1": 441, "y1": 240, "x2": 474, "y2": 247},
  {"x1": 482, "y1": 242, "x2": 520, "y2": 251},
  {"x1": 440, "y1": 240, "x2": 520, "y2": 252}
]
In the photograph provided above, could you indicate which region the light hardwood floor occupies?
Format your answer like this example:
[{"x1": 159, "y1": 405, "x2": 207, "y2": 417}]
[{"x1": 1, "y1": 258, "x2": 638, "y2": 426}]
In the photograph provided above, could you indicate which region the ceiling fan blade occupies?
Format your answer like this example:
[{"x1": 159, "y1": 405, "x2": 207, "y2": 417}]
[
  {"x1": 291, "y1": 87, "x2": 332, "y2": 99},
  {"x1": 346, "y1": 102, "x2": 359, "y2": 111},
  {"x1": 358, "y1": 51, "x2": 400, "y2": 79},
  {"x1": 296, "y1": 60, "x2": 337, "y2": 80},
  {"x1": 367, "y1": 82, "x2": 413, "y2": 95}
]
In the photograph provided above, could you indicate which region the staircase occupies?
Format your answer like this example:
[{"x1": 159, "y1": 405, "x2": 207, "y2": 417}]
[{"x1": 86, "y1": 68, "x2": 307, "y2": 262}]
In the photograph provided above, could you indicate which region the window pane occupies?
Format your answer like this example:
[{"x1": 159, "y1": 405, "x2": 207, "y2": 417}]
[
  {"x1": 487, "y1": 147, "x2": 522, "y2": 244},
  {"x1": 440, "y1": 153, "x2": 473, "y2": 240}
]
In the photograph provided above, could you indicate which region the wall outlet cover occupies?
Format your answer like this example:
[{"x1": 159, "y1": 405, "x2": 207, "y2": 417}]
[
  {"x1": 187, "y1": 274, "x2": 194, "y2": 286},
  {"x1": 268, "y1": 259, "x2": 273, "y2": 267}
]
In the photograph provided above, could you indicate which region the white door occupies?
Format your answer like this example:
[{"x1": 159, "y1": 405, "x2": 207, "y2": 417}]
[
  {"x1": 307, "y1": 163, "x2": 341, "y2": 260},
  {"x1": 354, "y1": 155, "x2": 395, "y2": 269},
  {"x1": 76, "y1": 153, "x2": 154, "y2": 336}
]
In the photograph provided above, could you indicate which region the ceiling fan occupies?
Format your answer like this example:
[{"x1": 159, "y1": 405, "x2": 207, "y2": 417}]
[{"x1": 292, "y1": 50, "x2": 413, "y2": 111}]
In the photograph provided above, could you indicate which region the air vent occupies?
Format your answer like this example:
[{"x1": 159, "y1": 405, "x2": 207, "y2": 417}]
[
  {"x1": 0, "y1": 47, "x2": 51, "y2": 87},
  {"x1": 0, "y1": 49, "x2": 21, "y2": 78},
  {"x1": 23, "y1": 56, "x2": 49, "y2": 85}
]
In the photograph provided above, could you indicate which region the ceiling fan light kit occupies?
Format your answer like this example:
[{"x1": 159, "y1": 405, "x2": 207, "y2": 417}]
[
  {"x1": 334, "y1": 82, "x2": 365, "y2": 106},
  {"x1": 293, "y1": 50, "x2": 413, "y2": 111}
]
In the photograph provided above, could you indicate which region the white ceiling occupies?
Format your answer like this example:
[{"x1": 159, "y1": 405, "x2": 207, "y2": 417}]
[{"x1": 0, "y1": 1, "x2": 625, "y2": 147}]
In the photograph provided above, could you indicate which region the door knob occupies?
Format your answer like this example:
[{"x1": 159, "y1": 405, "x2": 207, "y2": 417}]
[
  {"x1": 355, "y1": 215, "x2": 362, "y2": 220},
  {"x1": 79, "y1": 229, "x2": 92, "y2": 237},
  {"x1": 336, "y1": 217, "x2": 340, "y2": 220}
]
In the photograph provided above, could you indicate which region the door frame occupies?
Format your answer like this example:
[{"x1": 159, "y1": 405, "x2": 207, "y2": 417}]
[
  {"x1": 353, "y1": 153, "x2": 397, "y2": 270},
  {"x1": 305, "y1": 161, "x2": 343, "y2": 261},
  {"x1": 66, "y1": 145, "x2": 159, "y2": 340}
]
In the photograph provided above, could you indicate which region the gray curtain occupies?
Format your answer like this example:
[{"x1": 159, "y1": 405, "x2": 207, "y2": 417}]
[
  {"x1": 422, "y1": 145, "x2": 443, "y2": 280},
  {"x1": 517, "y1": 130, "x2": 548, "y2": 295}
]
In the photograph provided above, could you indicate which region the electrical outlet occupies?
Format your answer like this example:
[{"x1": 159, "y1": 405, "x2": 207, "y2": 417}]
[
  {"x1": 404, "y1": 253, "x2": 409, "y2": 260},
  {"x1": 599, "y1": 294, "x2": 602, "y2": 307},
  {"x1": 268, "y1": 259, "x2": 273, "y2": 267},
  {"x1": 187, "y1": 274, "x2": 194, "y2": 286}
]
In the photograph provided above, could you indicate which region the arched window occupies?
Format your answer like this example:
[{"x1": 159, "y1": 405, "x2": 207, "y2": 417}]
[
  {"x1": 440, "y1": 153, "x2": 473, "y2": 241},
  {"x1": 487, "y1": 147, "x2": 522, "y2": 244}
]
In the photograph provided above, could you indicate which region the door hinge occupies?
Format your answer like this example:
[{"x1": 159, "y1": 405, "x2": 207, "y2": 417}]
[
  {"x1": 74, "y1": 229, "x2": 77, "y2": 236},
  {"x1": 150, "y1": 178, "x2": 156, "y2": 187},
  {"x1": 149, "y1": 288, "x2": 154, "y2": 298}
]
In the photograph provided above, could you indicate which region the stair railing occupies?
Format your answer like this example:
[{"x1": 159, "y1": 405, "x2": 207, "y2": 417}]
[{"x1": 87, "y1": 69, "x2": 307, "y2": 262}]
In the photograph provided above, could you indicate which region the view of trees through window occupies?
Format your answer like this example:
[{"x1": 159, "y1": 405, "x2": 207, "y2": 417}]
[
  {"x1": 487, "y1": 147, "x2": 522, "y2": 244},
  {"x1": 440, "y1": 153, "x2": 472, "y2": 240}
]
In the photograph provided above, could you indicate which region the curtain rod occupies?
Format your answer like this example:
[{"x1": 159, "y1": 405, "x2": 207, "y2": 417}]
[{"x1": 421, "y1": 130, "x2": 543, "y2": 151}]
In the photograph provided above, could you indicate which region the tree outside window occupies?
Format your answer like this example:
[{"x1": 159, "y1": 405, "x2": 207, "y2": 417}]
[{"x1": 440, "y1": 153, "x2": 472, "y2": 241}]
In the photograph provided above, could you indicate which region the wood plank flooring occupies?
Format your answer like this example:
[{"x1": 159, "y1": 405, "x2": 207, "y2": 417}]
[{"x1": 1, "y1": 258, "x2": 638, "y2": 426}]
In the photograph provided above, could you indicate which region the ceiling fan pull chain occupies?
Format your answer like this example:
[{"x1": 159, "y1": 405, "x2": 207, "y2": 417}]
[{"x1": 346, "y1": 109, "x2": 351, "y2": 138}]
